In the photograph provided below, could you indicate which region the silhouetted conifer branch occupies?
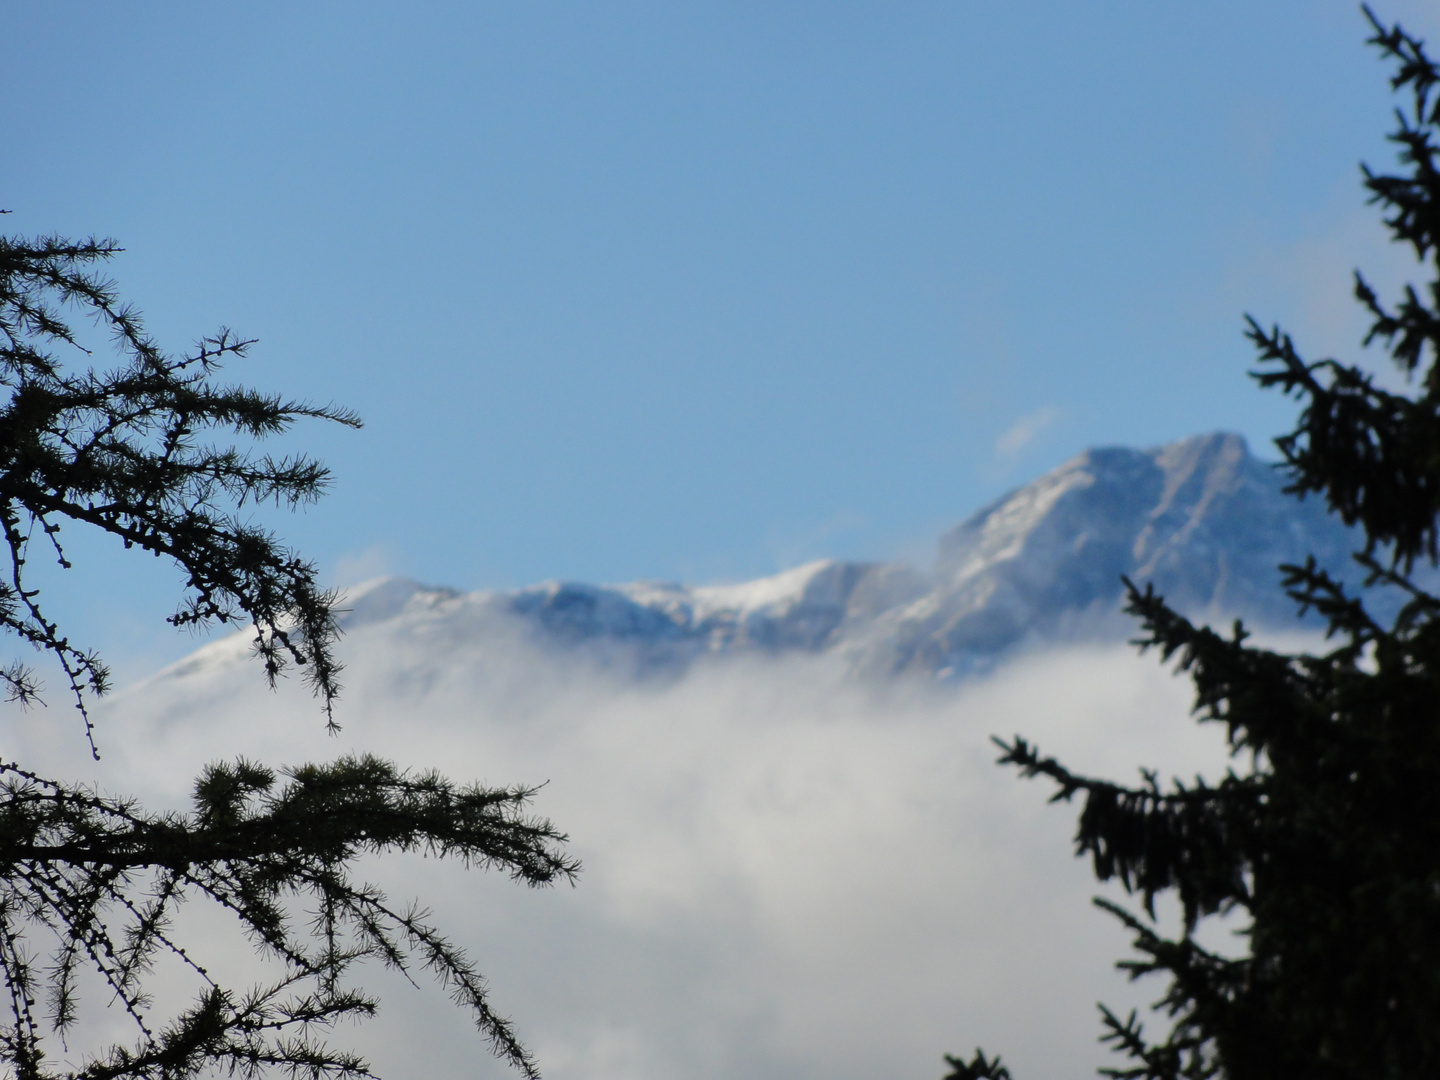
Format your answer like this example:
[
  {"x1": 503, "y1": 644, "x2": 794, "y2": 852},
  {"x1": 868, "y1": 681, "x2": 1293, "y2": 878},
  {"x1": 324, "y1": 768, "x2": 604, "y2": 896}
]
[{"x1": 0, "y1": 229, "x2": 578, "y2": 1077}]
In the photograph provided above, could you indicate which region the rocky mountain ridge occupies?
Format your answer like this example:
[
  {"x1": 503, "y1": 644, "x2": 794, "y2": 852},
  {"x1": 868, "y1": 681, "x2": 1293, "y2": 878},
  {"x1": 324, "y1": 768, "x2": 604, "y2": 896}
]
[{"x1": 265, "y1": 431, "x2": 1371, "y2": 684}]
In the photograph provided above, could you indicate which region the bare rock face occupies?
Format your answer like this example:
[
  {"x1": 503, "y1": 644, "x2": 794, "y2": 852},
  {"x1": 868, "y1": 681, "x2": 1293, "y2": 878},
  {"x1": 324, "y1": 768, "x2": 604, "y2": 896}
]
[
  {"x1": 858, "y1": 432, "x2": 1356, "y2": 677},
  {"x1": 250, "y1": 433, "x2": 1372, "y2": 684}
]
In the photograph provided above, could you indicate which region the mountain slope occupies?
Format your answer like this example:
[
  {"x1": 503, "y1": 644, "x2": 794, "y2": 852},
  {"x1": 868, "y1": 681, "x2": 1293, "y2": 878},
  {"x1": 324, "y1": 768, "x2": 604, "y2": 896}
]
[
  {"x1": 244, "y1": 431, "x2": 1361, "y2": 686},
  {"x1": 861, "y1": 431, "x2": 1356, "y2": 675}
]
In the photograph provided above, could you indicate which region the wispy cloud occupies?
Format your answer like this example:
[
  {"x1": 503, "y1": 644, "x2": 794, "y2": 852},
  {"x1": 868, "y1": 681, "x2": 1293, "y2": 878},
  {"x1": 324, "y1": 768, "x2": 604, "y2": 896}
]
[
  {"x1": 763, "y1": 509, "x2": 868, "y2": 571},
  {"x1": 995, "y1": 404, "x2": 1061, "y2": 459},
  {"x1": 329, "y1": 543, "x2": 400, "y2": 587}
]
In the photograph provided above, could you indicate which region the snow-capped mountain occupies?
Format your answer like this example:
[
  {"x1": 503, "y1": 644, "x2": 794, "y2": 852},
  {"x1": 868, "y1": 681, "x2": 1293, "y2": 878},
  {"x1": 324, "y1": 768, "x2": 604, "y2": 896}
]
[
  {"x1": 301, "y1": 431, "x2": 1361, "y2": 682},
  {"x1": 80, "y1": 431, "x2": 1344, "y2": 1080}
]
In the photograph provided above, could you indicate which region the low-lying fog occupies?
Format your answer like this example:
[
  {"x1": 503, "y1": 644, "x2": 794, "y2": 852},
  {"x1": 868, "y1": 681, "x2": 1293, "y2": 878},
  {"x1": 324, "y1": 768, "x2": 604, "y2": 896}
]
[{"x1": 5, "y1": 620, "x2": 1259, "y2": 1080}]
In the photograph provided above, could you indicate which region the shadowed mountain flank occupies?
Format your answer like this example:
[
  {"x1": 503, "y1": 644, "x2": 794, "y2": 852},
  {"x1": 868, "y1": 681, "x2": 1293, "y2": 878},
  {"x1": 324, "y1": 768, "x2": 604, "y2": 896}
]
[{"x1": 864, "y1": 431, "x2": 1355, "y2": 676}]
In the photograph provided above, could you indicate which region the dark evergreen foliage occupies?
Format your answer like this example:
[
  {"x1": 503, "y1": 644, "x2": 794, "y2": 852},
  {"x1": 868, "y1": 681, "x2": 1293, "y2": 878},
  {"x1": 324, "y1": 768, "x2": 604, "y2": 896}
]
[
  {"x1": 945, "y1": 9, "x2": 1440, "y2": 1079},
  {"x1": 942, "y1": 1049, "x2": 1011, "y2": 1080},
  {"x1": 0, "y1": 229, "x2": 578, "y2": 1078}
]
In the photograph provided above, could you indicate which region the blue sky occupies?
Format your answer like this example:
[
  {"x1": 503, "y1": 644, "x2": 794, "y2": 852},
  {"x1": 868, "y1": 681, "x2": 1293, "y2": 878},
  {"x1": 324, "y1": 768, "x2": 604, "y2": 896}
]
[{"x1": 5, "y1": 1, "x2": 1439, "y2": 675}]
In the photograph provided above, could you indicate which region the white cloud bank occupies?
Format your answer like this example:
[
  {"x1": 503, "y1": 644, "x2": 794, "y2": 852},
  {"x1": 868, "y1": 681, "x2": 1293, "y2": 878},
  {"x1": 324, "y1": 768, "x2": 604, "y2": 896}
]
[{"x1": 4, "y1": 624, "x2": 1242, "y2": 1080}]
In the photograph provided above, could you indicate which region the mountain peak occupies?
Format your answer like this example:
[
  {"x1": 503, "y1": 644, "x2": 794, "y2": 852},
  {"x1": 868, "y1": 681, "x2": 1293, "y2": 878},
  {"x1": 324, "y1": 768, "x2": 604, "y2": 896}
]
[
  {"x1": 151, "y1": 433, "x2": 1363, "y2": 687},
  {"x1": 889, "y1": 431, "x2": 1348, "y2": 674}
]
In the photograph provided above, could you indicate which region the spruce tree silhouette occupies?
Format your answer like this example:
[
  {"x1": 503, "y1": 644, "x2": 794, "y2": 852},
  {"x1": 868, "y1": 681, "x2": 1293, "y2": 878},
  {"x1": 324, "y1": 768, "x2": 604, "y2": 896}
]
[
  {"x1": 945, "y1": 9, "x2": 1440, "y2": 1080},
  {"x1": 0, "y1": 226, "x2": 577, "y2": 1079}
]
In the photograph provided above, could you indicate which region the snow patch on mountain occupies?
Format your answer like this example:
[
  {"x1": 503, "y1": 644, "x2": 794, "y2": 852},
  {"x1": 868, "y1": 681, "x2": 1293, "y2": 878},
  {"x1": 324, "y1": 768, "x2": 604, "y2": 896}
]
[{"x1": 142, "y1": 431, "x2": 1377, "y2": 692}]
